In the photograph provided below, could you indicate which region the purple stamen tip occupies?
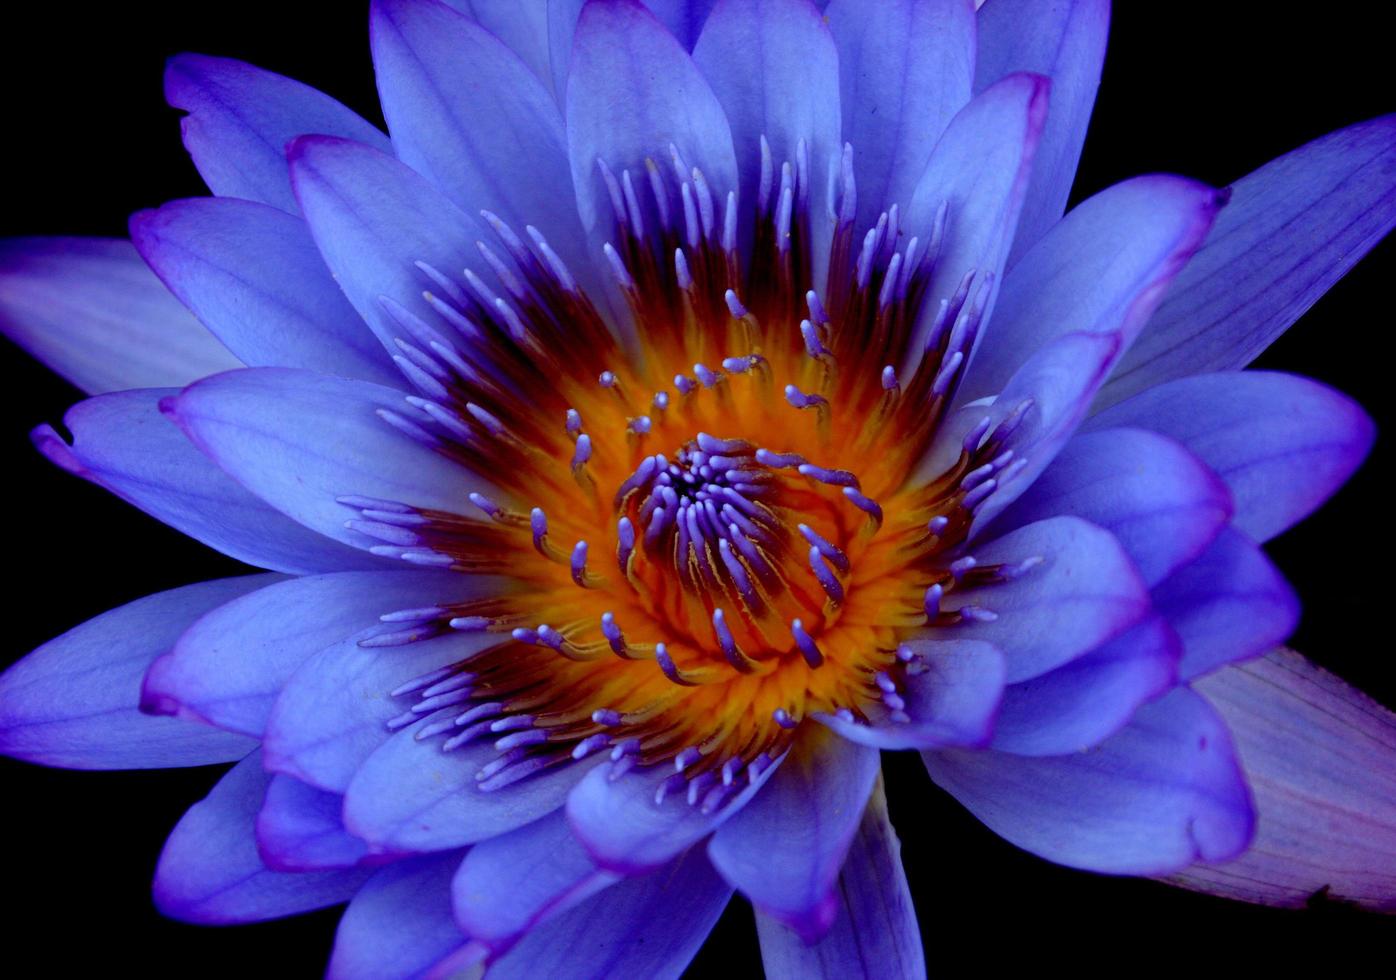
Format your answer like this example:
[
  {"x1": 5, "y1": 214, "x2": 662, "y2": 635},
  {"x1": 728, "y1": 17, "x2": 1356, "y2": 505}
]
[
  {"x1": 791, "y1": 618, "x2": 824, "y2": 668},
  {"x1": 592, "y1": 708, "x2": 623, "y2": 727},
  {"x1": 571, "y1": 540, "x2": 590, "y2": 586},
  {"x1": 842, "y1": 487, "x2": 883, "y2": 521},
  {"x1": 927, "y1": 515, "x2": 950, "y2": 535},
  {"x1": 881, "y1": 365, "x2": 899, "y2": 390},
  {"x1": 572, "y1": 433, "x2": 593, "y2": 469},
  {"x1": 773, "y1": 708, "x2": 798, "y2": 730},
  {"x1": 923, "y1": 583, "x2": 943, "y2": 620},
  {"x1": 694, "y1": 363, "x2": 720, "y2": 388},
  {"x1": 566, "y1": 408, "x2": 583, "y2": 434},
  {"x1": 450, "y1": 615, "x2": 491, "y2": 632},
  {"x1": 725, "y1": 289, "x2": 748, "y2": 319},
  {"x1": 468, "y1": 491, "x2": 501, "y2": 518},
  {"x1": 599, "y1": 370, "x2": 618, "y2": 388}
]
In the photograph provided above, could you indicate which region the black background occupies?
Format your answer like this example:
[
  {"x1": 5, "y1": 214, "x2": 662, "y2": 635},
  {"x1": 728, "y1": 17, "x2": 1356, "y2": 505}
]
[{"x1": 1, "y1": 2, "x2": 1392, "y2": 975}]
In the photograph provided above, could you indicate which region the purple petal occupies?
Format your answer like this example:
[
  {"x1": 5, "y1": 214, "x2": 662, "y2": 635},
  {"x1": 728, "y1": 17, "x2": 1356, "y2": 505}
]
[
  {"x1": 165, "y1": 53, "x2": 390, "y2": 215},
  {"x1": 484, "y1": 847, "x2": 731, "y2": 980},
  {"x1": 255, "y1": 775, "x2": 369, "y2": 872},
  {"x1": 287, "y1": 134, "x2": 489, "y2": 359},
  {"x1": 263, "y1": 625, "x2": 503, "y2": 793},
  {"x1": 0, "y1": 576, "x2": 268, "y2": 770},
  {"x1": 938, "y1": 515, "x2": 1152, "y2": 682},
  {"x1": 370, "y1": 0, "x2": 589, "y2": 272},
  {"x1": 993, "y1": 427, "x2": 1233, "y2": 587},
  {"x1": 1103, "y1": 114, "x2": 1396, "y2": 407},
  {"x1": 153, "y1": 752, "x2": 371, "y2": 924},
  {"x1": 565, "y1": 0, "x2": 738, "y2": 240},
  {"x1": 642, "y1": 0, "x2": 720, "y2": 48},
  {"x1": 708, "y1": 730, "x2": 880, "y2": 941},
  {"x1": 1151, "y1": 528, "x2": 1299, "y2": 681},
  {"x1": 904, "y1": 71, "x2": 1049, "y2": 372},
  {"x1": 164, "y1": 367, "x2": 503, "y2": 551},
  {"x1": 754, "y1": 781, "x2": 925, "y2": 979},
  {"x1": 826, "y1": 0, "x2": 976, "y2": 230},
  {"x1": 1087, "y1": 371, "x2": 1375, "y2": 542},
  {"x1": 961, "y1": 175, "x2": 1224, "y2": 404},
  {"x1": 142, "y1": 570, "x2": 462, "y2": 738},
  {"x1": 975, "y1": 0, "x2": 1110, "y2": 265},
  {"x1": 342, "y1": 716, "x2": 598, "y2": 854},
  {"x1": 1168, "y1": 650, "x2": 1396, "y2": 911},
  {"x1": 924, "y1": 687, "x2": 1255, "y2": 875},
  {"x1": 0, "y1": 238, "x2": 239, "y2": 395},
  {"x1": 989, "y1": 614, "x2": 1180, "y2": 756},
  {"x1": 816, "y1": 639, "x2": 1006, "y2": 750},
  {"x1": 566, "y1": 752, "x2": 785, "y2": 874},
  {"x1": 34, "y1": 389, "x2": 390, "y2": 575},
  {"x1": 452, "y1": 808, "x2": 620, "y2": 955},
  {"x1": 329, "y1": 851, "x2": 469, "y2": 980},
  {"x1": 129, "y1": 198, "x2": 400, "y2": 387},
  {"x1": 464, "y1": 1, "x2": 555, "y2": 94}
]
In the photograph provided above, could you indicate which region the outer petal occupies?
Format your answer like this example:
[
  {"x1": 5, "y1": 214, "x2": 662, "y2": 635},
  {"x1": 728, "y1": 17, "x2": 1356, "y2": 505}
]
[
  {"x1": 370, "y1": 0, "x2": 589, "y2": 272},
  {"x1": 32, "y1": 388, "x2": 386, "y2": 575},
  {"x1": 1102, "y1": 114, "x2": 1396, "y2": 406},
  {"x1": 483, "y1": 846, "x2": 732, "y2": 980},
  {"x1": 826, "y1": 0, "x2": 976, "y2": 230},
  {"x1": 142, "y1": 569, "x2": 463, "y2": 738},
  {"x1": 924, "y1": 687, "x2": 1255, "y2": 875},
  {"x1": 1169, "y1": 650, "x2": 1396, "y2": 911},
  {"x1": 165, "y1": 53, "x2": 391, "y2": 215},
  {"x1": 903, "y1": 71, "x2": 1048, "y2": 371},
  {"x1": 342, "y1": 716, "x2": 598, "y2": 854},
  {"x1": 452, "y1": 808, "x2": 620, "y2": 955},
  {"x1": 1151, "y1": 528, "x2": 1299, "y2": 681},
  {"x1": 153, "y1": 752, "x2": 372, "y2": 924},
  {"x1": 287, "y1": 135, "x2": 489, "y2": 358},
  {"x1": 0, "y1": 576, "x2": 269, "y2": 770},
  {"x1": 816, "y1": 639, "x2": 1006, "y2": 750},
  {"x1": 989, "y1": 615, "x2": 1180, "y2": 756},
  {"x1": 0, "y1": 238, "x2": 239, "y2": 395},
  {"x1": 992, "y1": 427, "x2": 1233, "y2": 588},
  {"x1": 129, "y1": 199, "x2": 400, "y2": 386},
  {"x1": 1086, "y1": 372, "x2": 1375, "y2": 542},
  {"x1": 974, "y1": 0, "x2": 1110, "y2": 265},
  {"x1": 960, "y1": 175, "x2": 1224, "y2": 404},
  {"x1": 164, "y1": 367, "x2": 502, "y2": 550},
  {"x1": 936, "y1": 515, "x2": 1152, "y2": 682},
  {"x1": 565, "y1": 0, "x2": 738, "y2": 240},
  {"x1": 329, "y1": 852, "x2": 469, "y2": 980},
  {"x1": 708, "y1": 728, "x2": 879, "y2": 941},
  {"x1": 566, "y1": 752, "x2": 785, "y2": 874},
  {"x1": 755, "y1": 779, "x2": 925, "y2": 980},
  {"x1": 255, "y1": 775, "x2": 369, "y2": 872},
  {"x1": 263, "y1": 625, "x2": 504, "y2": 793}
]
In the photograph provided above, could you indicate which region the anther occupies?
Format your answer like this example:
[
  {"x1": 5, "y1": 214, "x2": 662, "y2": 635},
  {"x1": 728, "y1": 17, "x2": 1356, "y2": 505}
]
[
  {"x1": 773, "y1": 708, "x2": 799, "y2": 730},
  {"x1": 791, "y1": 619, "x2": 825, "y2": 668},
  {"x1": 571, "y1": 540, "x2": 594, "y2": 587},
  {"x1": 798, "y1": 524, "x2": 850, "y2": 573},
  {"x1": 808, "y1": 548, "x2": 845, "y2": 605}
]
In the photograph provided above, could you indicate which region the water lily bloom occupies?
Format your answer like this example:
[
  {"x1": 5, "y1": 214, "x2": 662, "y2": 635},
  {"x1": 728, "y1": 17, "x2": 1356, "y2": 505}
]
[{"x1": 2, "y1": 0, "x2": 1394, "y2": 975}]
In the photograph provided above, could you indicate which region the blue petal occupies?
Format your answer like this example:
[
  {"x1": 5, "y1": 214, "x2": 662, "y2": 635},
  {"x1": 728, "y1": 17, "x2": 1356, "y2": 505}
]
[
  {"x1": 370, "y1": 0, "x2": 589, "y2": 274},
  {"x1": 975, "y1": 0, "x2": 1110, "y2": 265},
  {"x1": 329, "y1": 851, "x2": 469, "y2": 980},
  {"x1": 708, "y1": 729, "x2": 879, "y2": 941},
  {"x1": 153, "y1": 752, "x2": 372, "y2": 924},
  {"x1": 961, "y1": 175, "x2": 1224, "y2": 404},
  {"x1": 938, "y1": 515, "x2": 1151, "y2": 683},
  {"x1": 485, "y1": 847, "x2": 732, "y2": 980},
  {"x1": 993, "y1": 427, "x2": 1233, "y2": 587},
  {"x1": 989, "y1": 614, "x2": 1180, "y2": 756},
  {"x1": 755, "y1": 781, "x2": 925, "y2": 979},
  {"x1": 129, "y1": 198, "x2": 401, "y2": 386},
  {"x1": 464, "y1": 0, "x2": 556, "y2": 94},
  {"x1": 1151, "y1": 528, "x2": 1299, "y2": 681},
  {"x1": 165, "y1": 53, "x2": 391, "y2": 215},
  {"x1": 565, "y1": 751, "x2": 784, "y2": 874},
  {"x1": 643, "y1": 0, "x2": 720, "y2": 48},
  {"x1": 32, "y1": 388, "x2": 386, "y2": 574},
  {"x1": 924, "y1": 687, "x2": 1255, "y2": 875},
  {"x1": 1086, "y1": 371, "x2": 1375, "y2": 542},
  {"x1": 1103, "y1": 114, "x2": 1396, "y2": 406},
  {"x1": 1171, "y1": 650, "x2": 1396, "y2": 911},
  {"x1": 164, "y1": 367, "x2": 505, "y2": 551},
  {"x1": 816, "y1": 639, "x2": 1006, "y2": 750},
  {"x1": 255, "y1": 775, "x2": 369, "y2": 872},
  {"x1": 0, "y1": 576, "x2": 268, "y2": 770},
  {"x1": 342, "y1": 715, "x2": 598, "y2": 854},
  {"x1": 263, "y1": 624, "x2": 504, "y2": 793},
  {"x1": 287, "y1": 134, "x2": 490, "y2": 360},
  {"x1": 826, "y1": 0, "x2": 976, "y2": 231},
  {"x1": 0, "y1": 238, "x2": 240, "y2": 395},
  {"x1": 452, "y1": 808, "x2": 620, "y2": 955},
  {"x1": 142, "y1": 569, "x2": 463, "y2": 737}
]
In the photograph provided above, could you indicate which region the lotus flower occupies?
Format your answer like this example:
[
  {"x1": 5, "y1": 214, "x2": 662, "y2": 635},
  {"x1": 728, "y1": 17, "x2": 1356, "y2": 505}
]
[{"x1": 1, "y1": 0, "x2": 1393, "y2": 976}]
